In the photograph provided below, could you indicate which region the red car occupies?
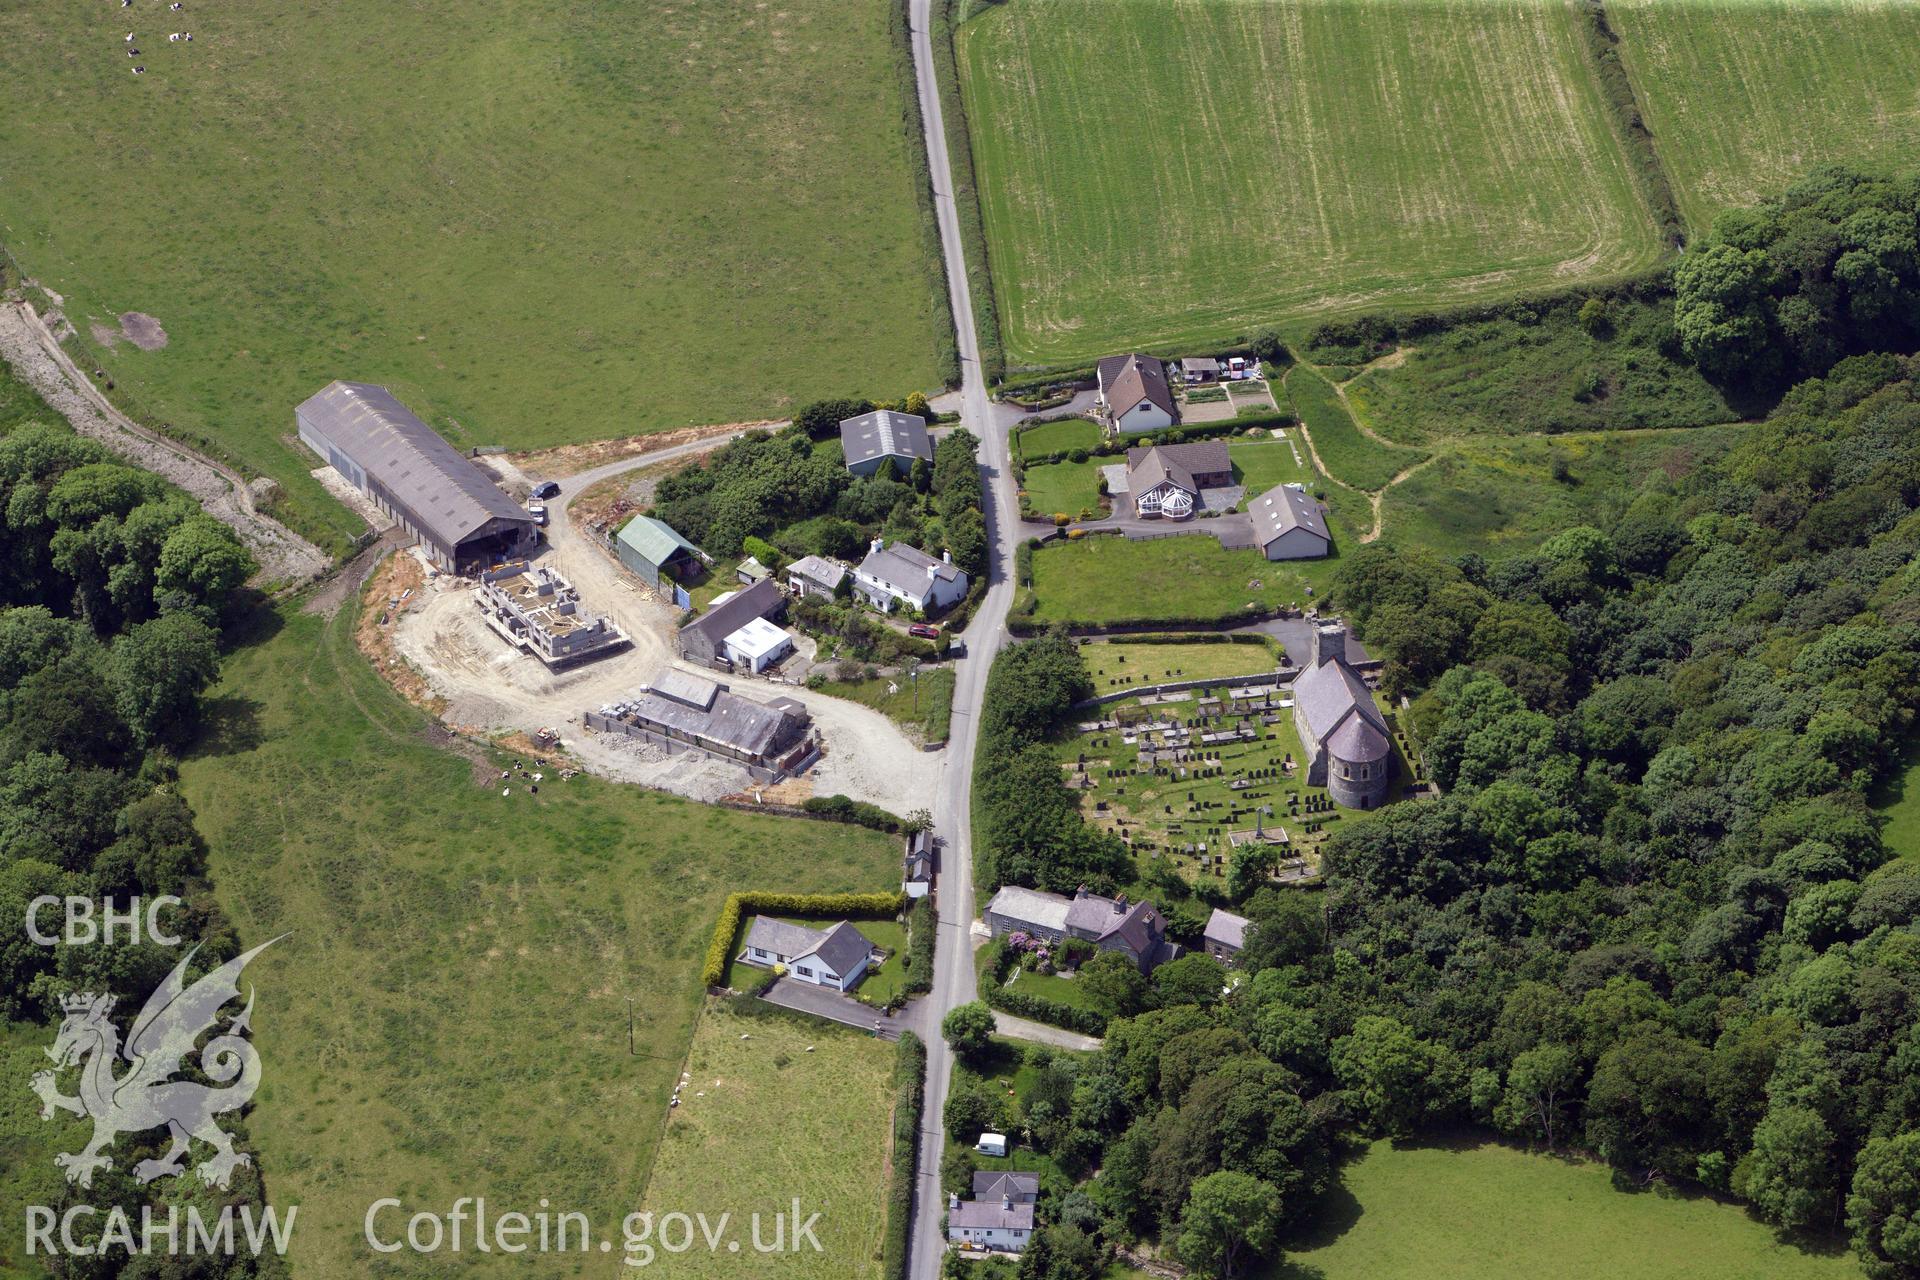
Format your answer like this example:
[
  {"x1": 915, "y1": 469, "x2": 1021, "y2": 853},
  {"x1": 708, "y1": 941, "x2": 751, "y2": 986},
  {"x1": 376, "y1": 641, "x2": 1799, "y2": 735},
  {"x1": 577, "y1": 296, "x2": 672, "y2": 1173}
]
[{"x1": 908, "y1": 623, "x2": 940, "y2": 639}]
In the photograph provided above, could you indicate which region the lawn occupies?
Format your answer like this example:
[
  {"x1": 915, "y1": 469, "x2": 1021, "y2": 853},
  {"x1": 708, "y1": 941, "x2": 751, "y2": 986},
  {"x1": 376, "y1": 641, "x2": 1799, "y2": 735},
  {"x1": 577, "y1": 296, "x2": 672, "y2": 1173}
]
[
  {"x1": 1270, "y1": 1139, "x2": 1855, "y2": 1280},
  {"x1": 171, "y1": 600, "x2": 899, "y2": 1278},
  {"x1": 1081, "y1": 640, "x2": 1281, "y2": 692},
  {"x1": 634, "y1": 1000, "x2": 897, "y2": 1280},
  {"x1": 720, "y1": 915, "x2": 912, "y2": 1006},
  {"x1": 1228, "y1": 436, "x2": 1317, "y2": 505},
  {"x1": 1020, "y1": 457, "x2": 1107, "y2": 519},
  {"x1": 1609, "y1": 0, "x2": 1920, "y2": 234},
  {"x1": 956, "y1": 0, "x2": 1664, "y2": 365},
  {"x1": 1289, "y1": 368, "x2": 1428, "y2": 493},
  {"x1": 1027, "y1": 534, "x2": 1343, "y2": 627},
  {"x1": 0, "y1": 0, "x2": 945, "y2": 552},
  {"x1": 1341, "y1": 299, "x2": 1745, "y2": 445},
  {"x1": 1016, "y1": 417, "x2": 1103, "y2": 459},
  {"x1": 1872, "y1": 730, "x2": 1920, "y2": 862},
  {"x1": 814, "y1": 668, "x2": 958, "y2": 745},
  {"x1": 1377, "y1": 426, "x2": 1749, "y2": 562}
]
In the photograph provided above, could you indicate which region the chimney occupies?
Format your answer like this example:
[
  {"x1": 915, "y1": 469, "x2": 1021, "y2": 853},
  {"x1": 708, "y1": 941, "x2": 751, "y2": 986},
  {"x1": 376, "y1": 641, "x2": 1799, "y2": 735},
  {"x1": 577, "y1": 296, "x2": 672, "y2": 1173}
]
[
  {"x1": 1113, "y1": 893, "x2": 1127, "y2": 914},
  {"x1": 1311, "y1": 621, "x2": 1346, "y2": 669},
  {"x1": 949, "y1": 1193, "x2": 959, "y2": 1211},
  {"x1": 870, "y1": 537, "x2": 884, "y2": 557},
  {"x1": 1075, "y1": 884, "x2": 1088, "y2": 900},
  {"x1": 943, "y1": 549, "x2": 952, "y2": 564},
  {"x1": 1002, "y1": 1194, "x2": 1012, "y2": 1211}
]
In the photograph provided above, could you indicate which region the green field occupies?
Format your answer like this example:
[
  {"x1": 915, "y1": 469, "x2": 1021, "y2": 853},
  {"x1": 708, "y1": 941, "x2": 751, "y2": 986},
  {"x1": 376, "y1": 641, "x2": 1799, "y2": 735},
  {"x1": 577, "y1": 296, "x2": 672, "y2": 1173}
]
[
  {"x1": 635, "y1": 1001, "x2": 897, "y2": 1279},
  {"x1": 172, "y1": 600, "x2": 898, "y2": 1277},
  {"x1": 1341, "y1": 300, "x2": 1743, "y2": 445},
  {"x1": 1228, "y1": 435, "x2": 1317, "y2": 504},
  {"x1": 1021, "y1": 456, "x2": 1108, "y2": 518},
  {"x1": 1377, "y1": 426, "x2": 1748, "y2": 561},
  {"x1": 957, "y1": 0, "x2": 1664, "y2": 365},
  {"x1": 1016, "y1": 417, "x2": 1103, "y2": 458},
  {"x1": 1027, "y1": 534, "x2": 1345, "y2": 627},
  {"x1": 0, "y1": 0, "x2": 944, "y2": 550},
  {"x1": 1289, "y1": 368, "x2": 1428, "y2": 493},
  {"x1": 1873, "y1": 730, "x2": 1920, "y2": 861},
  {"x1": 1272, "y1": 1140, "x2": 1855, "y2": 1280},
  {"x1": 1082, "y1": 640, "x2": 1281, "y2": 691},
  {"x1": 1610, "y1": 0, "x2": 1920, "y2": 234}
]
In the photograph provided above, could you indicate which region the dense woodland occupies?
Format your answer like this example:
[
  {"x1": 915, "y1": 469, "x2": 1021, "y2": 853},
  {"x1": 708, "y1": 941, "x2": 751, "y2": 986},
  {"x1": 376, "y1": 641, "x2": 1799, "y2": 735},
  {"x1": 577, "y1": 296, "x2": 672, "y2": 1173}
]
[
  {"x1": 965, "y1": 359, "x2": 1920, "y2": 1277},
  {"x1": 0, "y1": 416, "x2": 275, "y2": 1276}
]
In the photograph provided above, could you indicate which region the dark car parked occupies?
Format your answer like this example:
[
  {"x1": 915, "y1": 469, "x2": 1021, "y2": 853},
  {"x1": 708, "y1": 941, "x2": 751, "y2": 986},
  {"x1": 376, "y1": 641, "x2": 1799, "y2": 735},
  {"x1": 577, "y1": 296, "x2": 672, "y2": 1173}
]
[{"x1": 531, "y1": 481, "x2": 561, "y2": 500}]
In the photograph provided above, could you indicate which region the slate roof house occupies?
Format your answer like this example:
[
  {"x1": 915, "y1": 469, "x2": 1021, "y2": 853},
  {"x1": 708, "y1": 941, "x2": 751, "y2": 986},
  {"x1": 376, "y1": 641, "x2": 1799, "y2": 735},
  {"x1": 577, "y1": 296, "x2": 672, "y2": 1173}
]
[
  {"x1": 678, "y1": 577, "x2": 785, "y2": 667},
  {"x1": 1292, "y1": 622, "x2": 1392, "y2": 809},
  {"x1": 296, "y1": 380, "x2": 536, "y2": 572},
  {"x1": 1203, "y1": 908, "x2": 1251, "y2": 964},
  {"x1": 840, "y1": 409, "x2": 933, "y2": 477},
  {"x1": 984, "y1": 884, "x2": 1177, "y2": 972},
  {"x1": 904, "y1": 830, "x2": 935, "y2": 899},
  {"x1": 1123, "y1": 441, "x2": 1234, "y2": 519},
  {"x1": 947, "y1": 1192, "x2": 1034, "y2": 1253},
  {"x1": 1097, "y1": 354, "x2": 1177, "y2": 435},
  {"x1": 739, "y1": 917, "x2": 877, "y2": 992},
  {"x1": 854, "y1": 538, "x2": 969, "y2": 614},
  {"x1": 972, "y1": 1172, "x2": 1040, "y2": 1204},
  {"x1": 615, "y1": 515, "x2": 705, "y2": 588},
  {"x1": 786, "y1": 554, "x2": 849, "y2": 601},
  {"x1": 1249, "y1": 482, "x2": 1332, "y2": 560}
]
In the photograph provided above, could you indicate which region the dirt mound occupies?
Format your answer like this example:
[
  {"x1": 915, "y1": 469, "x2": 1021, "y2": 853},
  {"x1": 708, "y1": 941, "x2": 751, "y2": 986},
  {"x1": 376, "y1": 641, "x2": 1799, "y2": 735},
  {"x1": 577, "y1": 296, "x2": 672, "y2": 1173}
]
[{"x1": 118, "y1": 312, "x2": 168, "y2": 350}]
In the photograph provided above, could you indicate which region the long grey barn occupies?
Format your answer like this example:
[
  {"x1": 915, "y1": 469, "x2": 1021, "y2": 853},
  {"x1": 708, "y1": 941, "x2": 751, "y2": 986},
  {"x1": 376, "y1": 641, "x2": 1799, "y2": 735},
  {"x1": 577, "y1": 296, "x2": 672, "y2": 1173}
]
[{"x1": 296, "y1": 380, "x2": 536, "y2": 572}]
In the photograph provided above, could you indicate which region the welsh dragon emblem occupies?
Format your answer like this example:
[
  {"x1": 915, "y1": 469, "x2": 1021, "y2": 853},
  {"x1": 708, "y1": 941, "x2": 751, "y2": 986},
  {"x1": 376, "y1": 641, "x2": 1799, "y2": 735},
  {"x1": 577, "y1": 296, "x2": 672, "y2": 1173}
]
[{"x1": 30, "y1": 937, "x2": 283, "y2": 1190}]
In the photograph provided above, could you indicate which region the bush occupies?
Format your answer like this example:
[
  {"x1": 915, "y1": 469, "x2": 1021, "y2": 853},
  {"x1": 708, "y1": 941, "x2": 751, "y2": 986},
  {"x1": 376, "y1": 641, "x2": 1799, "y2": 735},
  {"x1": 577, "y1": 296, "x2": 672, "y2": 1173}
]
[
  {"x1": 905, "y1": 895, "x2": 937, "y2": 996},
  {"x1": 976, "y1": 939, "x2": 1108, "y2": 1035},
  {"x1": 801, "y1": 793, "x2": 908, "y2": 833},
  {"x1": 881, "y1": 1033, "x2": 926, "y2": 1280}
]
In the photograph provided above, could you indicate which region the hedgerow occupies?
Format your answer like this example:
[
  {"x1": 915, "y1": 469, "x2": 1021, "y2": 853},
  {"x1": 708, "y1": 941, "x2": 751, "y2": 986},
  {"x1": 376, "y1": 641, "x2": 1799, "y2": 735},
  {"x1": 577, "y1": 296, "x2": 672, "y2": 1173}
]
[{"x1": 701, "y1": 890, "x2": 907, "y2": 989}]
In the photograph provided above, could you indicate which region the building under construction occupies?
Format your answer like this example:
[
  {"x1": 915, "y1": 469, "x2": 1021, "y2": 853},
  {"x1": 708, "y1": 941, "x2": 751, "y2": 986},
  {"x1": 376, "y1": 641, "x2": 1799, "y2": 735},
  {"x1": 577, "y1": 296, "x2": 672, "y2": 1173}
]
[
  {"x1": 584, "y1": 670, "x2": 816, "y2": 780},
  {"x1": 475, "y1": 562, "x2": 626, "y2": 667}
]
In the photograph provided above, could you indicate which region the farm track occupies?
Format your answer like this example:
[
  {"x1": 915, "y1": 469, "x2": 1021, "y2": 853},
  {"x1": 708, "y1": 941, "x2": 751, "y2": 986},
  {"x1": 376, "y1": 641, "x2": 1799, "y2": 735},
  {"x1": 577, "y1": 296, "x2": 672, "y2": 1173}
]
[{"x1": 0, "y1": 299, "x2": 330, "y2": 585}]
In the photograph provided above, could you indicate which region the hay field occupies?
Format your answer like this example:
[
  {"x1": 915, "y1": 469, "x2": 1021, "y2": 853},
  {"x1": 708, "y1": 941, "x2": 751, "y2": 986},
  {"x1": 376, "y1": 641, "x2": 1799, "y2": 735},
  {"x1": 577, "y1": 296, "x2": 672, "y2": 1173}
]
[
  {"x1": 957, "y1": 0, "x2": 1665, "y2": 366},
  {"x1": 0, "y1": 0, "x2": 944, "y2": 549},
  {"x1": 1610, "y1": 0, "x2": 1920, "y2": 233}
]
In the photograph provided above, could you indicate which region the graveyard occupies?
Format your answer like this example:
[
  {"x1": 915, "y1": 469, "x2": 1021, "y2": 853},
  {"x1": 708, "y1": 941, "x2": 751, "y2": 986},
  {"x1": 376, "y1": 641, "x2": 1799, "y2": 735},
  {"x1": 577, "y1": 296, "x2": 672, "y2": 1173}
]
[{"x1": 1055, "y1": 677, "x2": 1420, "y2": 886}]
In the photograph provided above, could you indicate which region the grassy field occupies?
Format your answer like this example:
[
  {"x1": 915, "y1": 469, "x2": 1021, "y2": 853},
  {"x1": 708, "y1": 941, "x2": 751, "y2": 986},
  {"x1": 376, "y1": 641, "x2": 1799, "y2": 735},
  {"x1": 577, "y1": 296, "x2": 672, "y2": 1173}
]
[
  {"x1": 1377, "y1": 425, "x2": 1748, "y2": 561},
  {"x1": 1341, "y1": 300, "x2": 1744, "y2": 445},
  {"x1": 1016, "y1": 417, "x2": 1102, "y2": 458},
  {"x1": 634, "y1": 1001, "x2": 897, "y2": 1280},
  {"x1": 1082, "y1": 640, "x2": 1281, "y2": 691},
  {"x1": 1289, "y1": 368, "x2": 1428, "y2": 493},
  {"x1": 0, "y1": 0, "x2": 944, "y2": 551},
  {"x1": 1610, "y1": 0, "x2": 1920, "y2": 234},
  {"x1": 1873, "y1": 730, "x2": 1920, "y2": 862},
  {"x1": 170, "y1": 600, "x2": 898, "y2": 1277},
  {"x1": 957, "y1": 0, "x2": 1664, "y2": 366},
  {"x1": 1271, "y1": 1139, "x2": 1855, "y2": 1280},
  {"x1": 1229, "y1": 435, "x2": 1317, "y2": 504},
  {"x1": 1021, "y1": 456, "x2": 1108, "y2": 518},
  {"x1": 815, "y1": 668, "x2": 957, "y2": 744},
  {"x1": 1, "y1": 1023, "x2": 66, "y2": 1280},
  {"x1": 1027, "y1": 534, "x2": 1345, "y2": 627}
]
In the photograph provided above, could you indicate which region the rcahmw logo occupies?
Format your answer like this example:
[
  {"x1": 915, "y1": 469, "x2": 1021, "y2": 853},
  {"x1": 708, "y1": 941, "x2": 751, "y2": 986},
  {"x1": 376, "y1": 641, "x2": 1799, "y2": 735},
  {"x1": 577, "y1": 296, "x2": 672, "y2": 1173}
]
[{"x1": 24, "y1": 937, "x2": 297, "y2": 1259}]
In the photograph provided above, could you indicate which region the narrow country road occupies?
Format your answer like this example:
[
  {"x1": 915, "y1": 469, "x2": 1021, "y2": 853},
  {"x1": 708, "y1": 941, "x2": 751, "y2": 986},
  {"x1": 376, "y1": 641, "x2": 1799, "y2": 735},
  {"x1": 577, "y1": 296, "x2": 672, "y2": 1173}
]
[{"x1": 905, "y1": 2, "x2": 1022, "y2": 1276}]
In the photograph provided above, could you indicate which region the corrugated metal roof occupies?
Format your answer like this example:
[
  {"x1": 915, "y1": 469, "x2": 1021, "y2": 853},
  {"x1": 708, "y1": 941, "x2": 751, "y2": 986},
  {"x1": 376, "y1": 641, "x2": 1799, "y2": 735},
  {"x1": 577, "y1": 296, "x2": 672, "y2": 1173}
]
[
  {"x1": 617, "y1": 515, "x2": 701, "y2": 568},
  {"x1": 297, "y1": 381, "x2": 531, "y2": 547},
  {"x1": 840, "y1": 410, "x2": 933, "y2": 467},
  {"x1": 681, "y1": 577, "x2": 784, "y2": 648}
]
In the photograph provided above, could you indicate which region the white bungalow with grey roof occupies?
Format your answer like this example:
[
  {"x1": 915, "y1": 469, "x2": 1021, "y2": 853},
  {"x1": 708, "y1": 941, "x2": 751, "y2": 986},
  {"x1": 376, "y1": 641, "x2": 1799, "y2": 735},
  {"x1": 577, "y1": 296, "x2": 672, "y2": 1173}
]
[
  {"x1": 1203, "y1": 908, "x2": 1251, "y2": 964},
  {"x1": 739, "y1": 917, "x2": 876, "y2": 992},
  {"x1": 854, "y1": 538, "x2": 968, "y2": 614},
  {"x1": 296, "y1": 380, "x2": 536, "y2": 572},
  {"x1": 947, "y1": 1192, "x2": 1034, "y2": 1253},
  {"x1": 1292, "y1": 622, "x2": 1392, "y2": 809},
  {"x1": 840, "y1": 409, "x2": 933, "y2": 477},
  {"x1": 1250, "y1": 482, "x2": 1331, "y2": 560}
]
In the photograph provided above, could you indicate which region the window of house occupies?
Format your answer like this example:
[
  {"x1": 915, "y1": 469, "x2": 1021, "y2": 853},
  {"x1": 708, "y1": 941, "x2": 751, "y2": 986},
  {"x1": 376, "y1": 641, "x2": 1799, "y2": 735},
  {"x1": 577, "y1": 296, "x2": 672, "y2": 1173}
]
[{"x1": 796, "y1": 966, "x2": 813, "y2": 978}]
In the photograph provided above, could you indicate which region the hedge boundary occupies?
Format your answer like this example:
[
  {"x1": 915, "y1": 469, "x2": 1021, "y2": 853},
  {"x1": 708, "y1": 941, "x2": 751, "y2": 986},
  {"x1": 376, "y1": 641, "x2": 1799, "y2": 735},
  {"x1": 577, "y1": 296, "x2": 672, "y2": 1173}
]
[
  {"x1": 976, "y1": 938, "x2": 1108, "y2": 1036},
  {"x1": 931, "y1": 0, "x2": 1004, "y2": 385},
  {"x1": 889, "y1": 0, "x2": 962, "y2": 388},
  {"x1": 903, "y1": 895, "x2": 937, "y2": 996},
  {"x1": 881, "y1": 1032, "x2": 927, "y2": 1280},
  {"x1": 701, "y1": 890, "x2": 908, "y2": 989}
]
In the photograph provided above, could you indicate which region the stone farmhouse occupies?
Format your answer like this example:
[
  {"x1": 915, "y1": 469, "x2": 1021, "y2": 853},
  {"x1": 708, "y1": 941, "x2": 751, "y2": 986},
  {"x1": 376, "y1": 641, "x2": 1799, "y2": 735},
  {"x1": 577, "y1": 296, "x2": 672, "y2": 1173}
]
[
  {"x1": 1203, "y1": 908, "x2": 1251, "y2": 964},
  {"x1": 854, "y1": 538, "x2": 969, "y2": 614},
  {"x1": 1292, "y1": 622, "x2": 1393, "y2": 809}
]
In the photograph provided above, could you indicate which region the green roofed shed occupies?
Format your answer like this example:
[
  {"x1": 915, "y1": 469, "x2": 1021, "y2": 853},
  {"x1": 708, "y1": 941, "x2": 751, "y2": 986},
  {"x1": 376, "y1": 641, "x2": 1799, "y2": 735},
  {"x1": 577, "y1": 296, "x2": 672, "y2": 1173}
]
[{"x1": 616, "y1": 515, "x2": 704, "y2": 587}]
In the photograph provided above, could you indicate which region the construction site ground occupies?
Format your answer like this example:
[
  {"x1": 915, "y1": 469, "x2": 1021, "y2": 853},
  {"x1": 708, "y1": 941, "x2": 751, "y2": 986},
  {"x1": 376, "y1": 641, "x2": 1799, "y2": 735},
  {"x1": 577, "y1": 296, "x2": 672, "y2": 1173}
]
[{"x1": 373, "y1": 460, "x2": 942, "y2": 813}]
